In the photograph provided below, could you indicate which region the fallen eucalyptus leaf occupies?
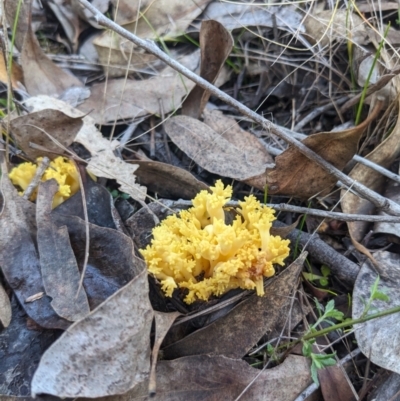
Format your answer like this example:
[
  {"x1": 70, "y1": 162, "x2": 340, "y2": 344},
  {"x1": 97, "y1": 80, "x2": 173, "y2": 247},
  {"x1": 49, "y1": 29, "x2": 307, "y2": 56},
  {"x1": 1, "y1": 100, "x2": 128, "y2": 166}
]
[
  {"x1": 36, "y1": 180, "x2": 90, "y2": 321},
  {"x1": 31, "y1": 269, "x2": 153, "y2": 398},
  {"x1": 164, "y1": 115, "x2": 272, "y2": 182}
]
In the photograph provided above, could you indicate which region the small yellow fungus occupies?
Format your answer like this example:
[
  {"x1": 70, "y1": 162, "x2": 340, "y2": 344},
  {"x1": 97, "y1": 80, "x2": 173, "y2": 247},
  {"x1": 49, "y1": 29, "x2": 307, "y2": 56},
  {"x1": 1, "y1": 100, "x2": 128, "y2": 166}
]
[
  {"x1": 140, "y1": 180, "x2": 290, "y2": 304},
  {"x1": 9, "y1": 156, "x2": 80, "y2": 208}
]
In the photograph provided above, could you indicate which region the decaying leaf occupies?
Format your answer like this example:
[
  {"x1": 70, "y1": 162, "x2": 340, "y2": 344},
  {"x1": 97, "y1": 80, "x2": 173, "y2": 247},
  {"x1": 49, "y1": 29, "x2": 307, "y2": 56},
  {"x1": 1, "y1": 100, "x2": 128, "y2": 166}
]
[
  {"x1": 135, "y1": 160, "x2": 209, "y2": 199},
  {"x1": 353, "y1": 251, "x2": 400, "y2": 374},
  {"x1": 163, "y1": 253, "x2": 306, "y2": 360},
  {"x1": 36, "y1": 180, "x2": 90, "y2": 321},
  {"x1": 24, "y1": 95, "x2": 147, "y2": 202},
  {"x1": 266, "y1": 102, "x2": 382, "y2": 198},
  {"x1": 182, "y1": 21, "x2": 233, "y2": 119},
  {"x1": 4, "y1": 0, "x2": 82, "y2": 96},
  {"x1": 10, "y1": 108, "x2": 83, "y2": 160},
  {"x1": 0, "y1": 282, "x2": 11, "y2": 328},
  {"x1": 78, "y1": 50, "x2": 200, "y2": 124},
  {"x1": 31, "y1": 269, "x2": 153, "y2": 398},
  {"x1": 164, "y1": 115, "x2": 273, "y2": 182},
  {"x1": 0, "y1": 167, "x2": 69, "y2": 329},
  {"x1": 341, "y1": 98, "x2": 400, "y2": 242}
]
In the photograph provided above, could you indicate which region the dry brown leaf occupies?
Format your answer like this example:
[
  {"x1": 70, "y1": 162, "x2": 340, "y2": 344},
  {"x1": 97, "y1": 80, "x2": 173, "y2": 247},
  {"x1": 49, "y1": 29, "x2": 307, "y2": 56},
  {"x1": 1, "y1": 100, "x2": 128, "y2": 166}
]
[
  {"x1": 341, "y1": 98, "x2": 400, "y2": 242},
  {"x1": 0, "y1": 166, "x2": 70, "y2": 329},
  {"x1": 4, "y1": 0, "x2": 82, "y2": 96},
  {"x1": 0, "y1": 282, "x2": 12, "y2": 328},
  {"x1": 78, "y1": 50, "x2": 200, "y2": 124},
  {"x1": 10, "y1": 108, "x2": 83, "y2": 160},
  {"x1": 266, "y1": 103, "x2": 382, "y2": 198},
  {"x1": 36, "y1": 180, "x2": 90, "y2": 322},
  {"x1": 163, "y1": 253, "x2": 305, "y2": 360},
  {"x1": 182, "y1": 21, "x2": 233, "y2": 119},
  {"x1": 24, "y1": 96, "x2": 147, "y2": 202},
  {"x1": 31, "y1": 269, "x2": 153, "y2": 398},
  {"x1": 164, "y1": 115, "x2": 272, "y2": 182},
  {"x1": 135, "y1": 160, "x2": 209, "y2": 199}
]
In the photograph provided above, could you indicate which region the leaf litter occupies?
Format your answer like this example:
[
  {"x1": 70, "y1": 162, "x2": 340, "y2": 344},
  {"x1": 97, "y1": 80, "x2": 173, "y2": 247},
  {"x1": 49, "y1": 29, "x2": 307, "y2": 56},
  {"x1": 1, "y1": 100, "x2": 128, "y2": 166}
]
[{"x1": 2, "y1": 0, "x2": 400, "y2": 400}]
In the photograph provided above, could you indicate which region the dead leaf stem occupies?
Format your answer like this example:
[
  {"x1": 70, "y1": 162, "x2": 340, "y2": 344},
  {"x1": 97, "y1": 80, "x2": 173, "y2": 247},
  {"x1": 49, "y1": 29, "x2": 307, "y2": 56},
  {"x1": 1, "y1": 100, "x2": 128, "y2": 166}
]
[{"x1": 78, "y1": 0, "x2": 400, "y2": 216}]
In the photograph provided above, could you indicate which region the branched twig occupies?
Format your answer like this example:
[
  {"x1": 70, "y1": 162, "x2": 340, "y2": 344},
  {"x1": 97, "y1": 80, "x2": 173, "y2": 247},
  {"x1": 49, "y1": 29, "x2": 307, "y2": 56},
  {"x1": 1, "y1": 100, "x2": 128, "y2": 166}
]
[
  {"x1": 77, "y1": 0, "x2": 400, "y2": 216},
  {"x1": 22, "y1": 156, "x2": 50, "y2": 200}
]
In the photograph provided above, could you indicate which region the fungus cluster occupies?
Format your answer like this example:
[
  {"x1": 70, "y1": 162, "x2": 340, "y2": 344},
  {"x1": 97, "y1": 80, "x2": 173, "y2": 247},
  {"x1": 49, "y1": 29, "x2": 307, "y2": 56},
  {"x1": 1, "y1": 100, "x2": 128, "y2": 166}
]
[
  {"x1": 140, "y1": 180, "x2": 290, "y2": 304},
  {"x1": 9, "y1": 156, "x2": 80, "y2": 208}
]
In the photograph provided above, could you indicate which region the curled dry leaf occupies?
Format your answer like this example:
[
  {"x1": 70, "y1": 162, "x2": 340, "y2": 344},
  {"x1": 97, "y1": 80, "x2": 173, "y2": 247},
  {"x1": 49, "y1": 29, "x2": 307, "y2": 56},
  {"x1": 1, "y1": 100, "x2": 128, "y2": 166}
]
[
  {"x1": 4, "y1": 0, "x2": 82, "y2": 96},
  {"x1": 36, "y1": 180, "x2": 90, "y2": 321},
  {"x1": 10, "y1": 109, "x2": 83, "y2": 160},
  {"x1": 341, "y1": 98, "x2": 400, "y2": 242},
  {"x1": 24, "y1": 96, "x2": 147, "y2": 202},
  {"x1": 0, "y1": 167, "x2": 69, "y2": 329},
  {"x1": 353, "y1": 251, "x2": 400, "y2": 374},
  {"x1": 266, "y1": 102, "x2": 382, "y2": 198},
  {"x1": 182, "y1": 21, "x2": 233, "y2": 119},
  {"x1": 31, "y1": 269, "x2": 153, "y2": 398},
  {"x1": 78, "y1": 50, "x2": 200, "y2": 124},
  {"x1": 135, "y1": 160, "x2": 209, "y2": 199},
  {"x1": 0, "y1": 282, "x2": 11, "y2": 328},
  {"x1": 163, "y1": 253, "x2": 306, "y2": 360},
  {"x1": 164, "y1": 115, "x2": 273, "y2": 182}
]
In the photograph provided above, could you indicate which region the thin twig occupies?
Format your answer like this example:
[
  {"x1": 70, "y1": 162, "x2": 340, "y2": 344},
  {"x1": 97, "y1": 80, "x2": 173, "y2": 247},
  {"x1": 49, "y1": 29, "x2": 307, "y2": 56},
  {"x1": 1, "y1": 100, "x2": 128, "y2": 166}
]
[
  {"x1": 77, "y1": 0, "x2": 400, "y2": 216},
  {"x1": 22, "y1": 156, "x2": 50, "y2": 200},
  {"x1": 171, "y1": 199, "x2": 400, "y2": 223}
]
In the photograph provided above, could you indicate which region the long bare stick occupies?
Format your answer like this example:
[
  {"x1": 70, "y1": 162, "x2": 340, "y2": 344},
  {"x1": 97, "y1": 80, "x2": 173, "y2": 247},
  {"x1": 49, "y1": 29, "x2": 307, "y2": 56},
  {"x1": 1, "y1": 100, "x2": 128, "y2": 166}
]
[{"x1": 77, "y1": 0, "x2": 400, "y2": 216}]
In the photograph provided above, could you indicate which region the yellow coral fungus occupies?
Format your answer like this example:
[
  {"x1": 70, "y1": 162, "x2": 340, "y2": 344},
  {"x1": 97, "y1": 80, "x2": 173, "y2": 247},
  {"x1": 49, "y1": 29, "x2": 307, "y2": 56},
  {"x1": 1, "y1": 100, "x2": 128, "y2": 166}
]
[
  {"x1": 9, "y1": 156, "x2": 80, "y2": 208},
  {"x1": 140, "y1": 180, "x2": 290, "y2": 304}
]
